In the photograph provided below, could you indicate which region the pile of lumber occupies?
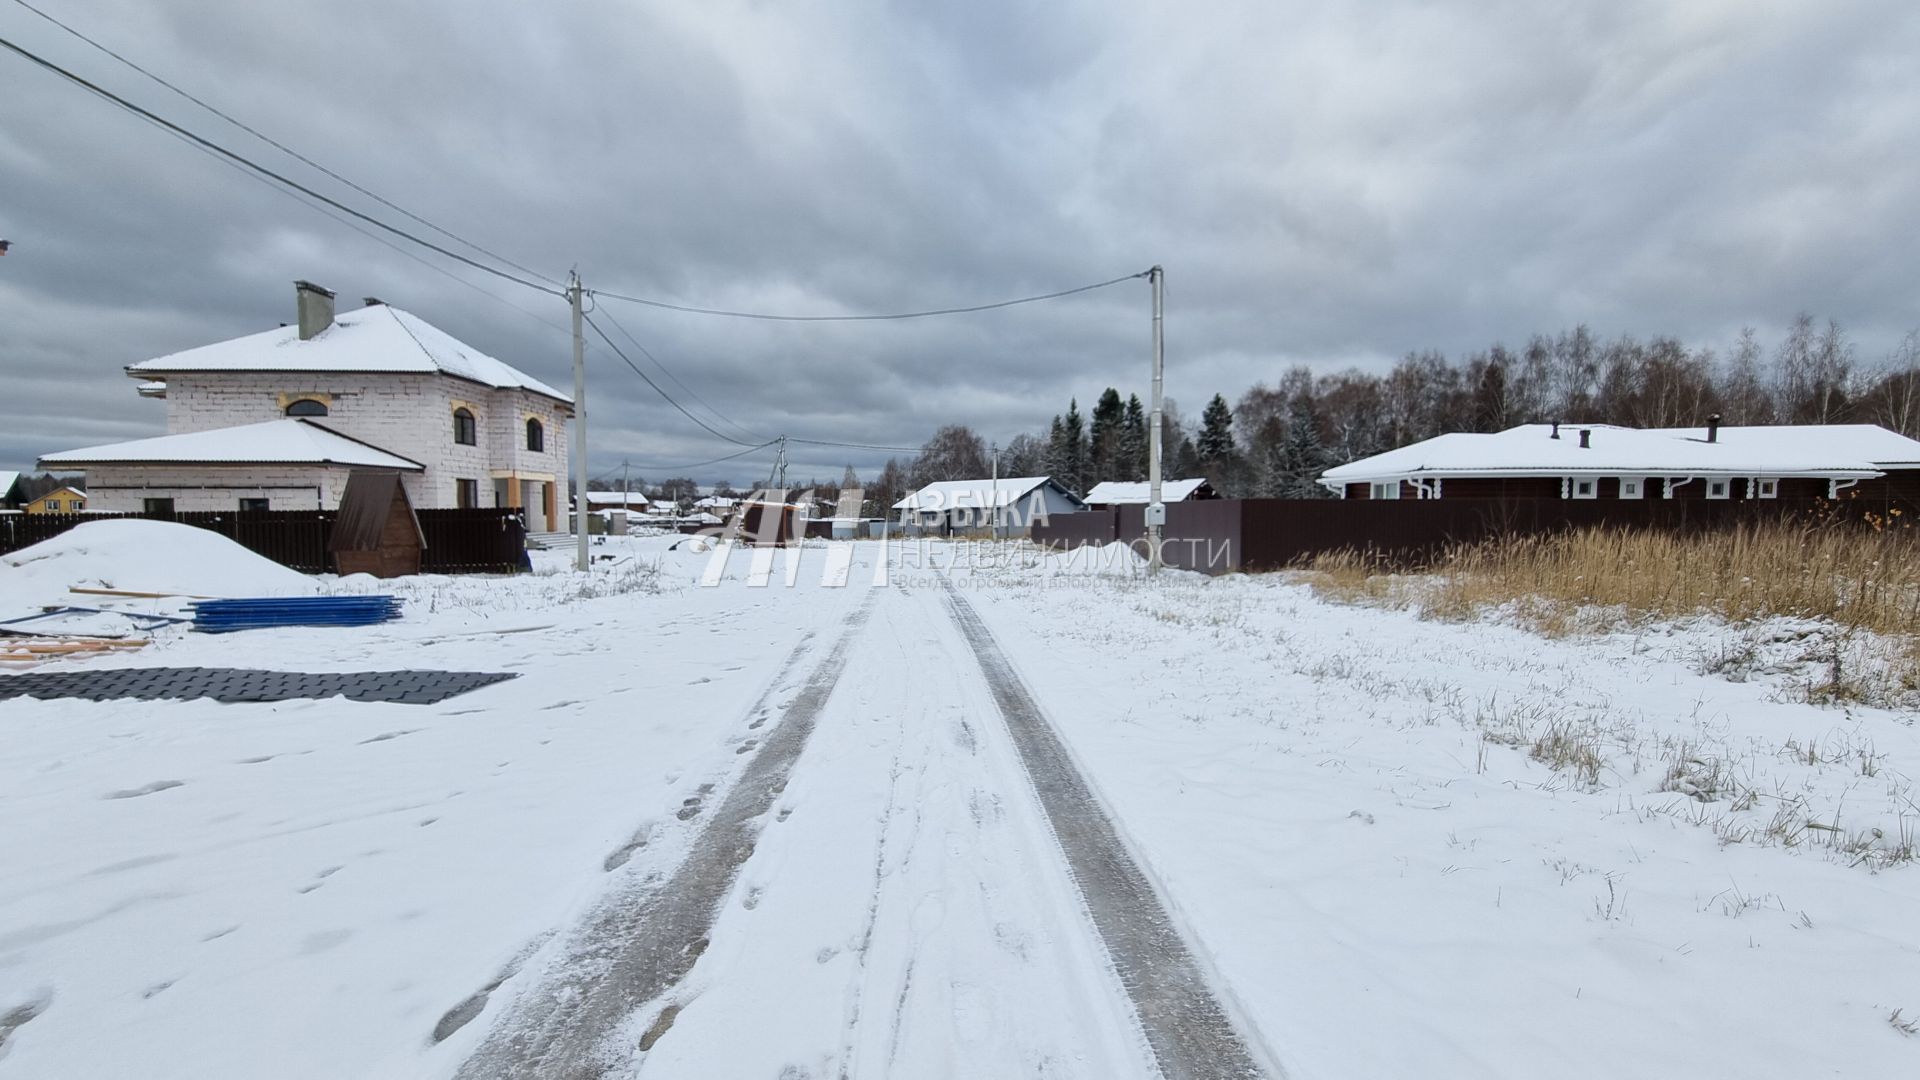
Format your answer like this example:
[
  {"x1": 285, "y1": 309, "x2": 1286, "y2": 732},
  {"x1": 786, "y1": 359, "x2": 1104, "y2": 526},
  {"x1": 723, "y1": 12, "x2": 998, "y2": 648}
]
[{"x1": 0, "y1": 638, "x2": 150, "y2": 665}]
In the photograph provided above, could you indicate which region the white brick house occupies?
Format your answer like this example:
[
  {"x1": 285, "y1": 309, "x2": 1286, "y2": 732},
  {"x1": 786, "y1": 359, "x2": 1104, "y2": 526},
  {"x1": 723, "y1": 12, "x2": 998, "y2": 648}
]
[{"x1": 41, "y1": 282, "x2": 573, "y2": 529}]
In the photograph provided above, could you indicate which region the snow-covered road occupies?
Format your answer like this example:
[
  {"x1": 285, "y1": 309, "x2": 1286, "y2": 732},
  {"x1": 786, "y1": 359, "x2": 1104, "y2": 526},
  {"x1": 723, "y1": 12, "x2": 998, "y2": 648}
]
[
  {"x1": 4, "y1": 532, "x2": 1918, "y2": 1079},
  {"x1": 452, "y1": 573, "x2": 1266, "y2": 1079}
]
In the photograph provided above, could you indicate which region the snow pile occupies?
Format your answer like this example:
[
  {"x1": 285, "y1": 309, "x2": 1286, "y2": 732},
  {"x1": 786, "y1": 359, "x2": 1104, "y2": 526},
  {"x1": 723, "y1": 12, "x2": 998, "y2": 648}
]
[{"x1": 0, "y1": 520, "x2": 320, "y2": 609}]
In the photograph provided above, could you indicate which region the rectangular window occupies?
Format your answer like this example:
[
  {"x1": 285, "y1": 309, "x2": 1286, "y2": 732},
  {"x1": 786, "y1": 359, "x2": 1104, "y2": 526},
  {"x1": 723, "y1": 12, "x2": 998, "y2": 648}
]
[
  {"x1": 45, "y1": 499, "x2": 60, "y2": 511},
  {"x1": 143, "y1": 498, "x2": 175, "y2": 515},
  {"x1": 239, "y1": 498, "x2": 270, "y2": 513},
  {"x1": 1370, "y1": 481, "x2": 1401, "y2": 500},
  {"x1": 1706, "y1": 479, "x2": 1731, "y2": 500},
  {"x1": 1571, "y1": 478, "x2": 1598, "y2": 499},
  {"x1": 456, "y1": 478, "x2": 478, "y2": 509},
  {"x1": 1755, "y1": 478, "x2": 1779, "y2": 499},
  {"x1": 1619, "y1": 478, "x2": 1643, "y2": 500}
]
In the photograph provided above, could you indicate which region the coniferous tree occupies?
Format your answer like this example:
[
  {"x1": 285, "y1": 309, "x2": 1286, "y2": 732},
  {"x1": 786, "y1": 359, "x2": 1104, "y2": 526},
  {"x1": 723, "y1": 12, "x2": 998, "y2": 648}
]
[
  {"x1": 1088, "y1": 388, "x2": 1124, "y2": 482},
  {"x1": 1279, "y1": 396, "x2": 1330, "y2": 497},
  {"x1": 1121, "y1": 394, "x2": 1147, "y2": 480},
  {"x1": 1197, "y1": 393, "x2": 1235, "y2": 463}
]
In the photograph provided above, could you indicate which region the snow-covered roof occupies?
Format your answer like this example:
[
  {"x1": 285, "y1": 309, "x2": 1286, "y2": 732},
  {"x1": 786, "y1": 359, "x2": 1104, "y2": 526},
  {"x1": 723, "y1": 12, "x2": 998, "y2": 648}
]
[
  {"x1": 126, "y1": 304, "x2": 571, "y2": 404},
  {"x1": 0, "y1": 471, "x2": 19, "y2": 498},
  {"x1": 583, "y1": 491, "x2": 651, "y2": 507},
  {"x1": 692, "y1": 495, "x2": 740, "y2": 509},
  {"x1": 1083, "y1": 478, "x2": 1211, "y2": 504},
  {"x1": 1648, "y1": 423, "x2": 1920, "y2": 468},
  {"x1": 894, "y1": 477, "x2": 1072, "y2": 511},
  {"x1": 39, "y1": 419, "x2": 424, "y2": 471},
  {"x1": 1321, "y1": 423, "x2": 1906, "y2": 484}
]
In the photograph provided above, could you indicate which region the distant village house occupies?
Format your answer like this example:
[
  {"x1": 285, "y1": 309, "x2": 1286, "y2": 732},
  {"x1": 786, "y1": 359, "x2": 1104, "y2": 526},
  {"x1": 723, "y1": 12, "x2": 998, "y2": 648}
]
[
  {"x1": 24, "y1": 484, "x2": 87, "y2": 515},
  {"x1": 1082, "y1": 478, "x2": 1218, "y2": 510},
  {"x1": 894, "y1": 477, "x2": 1085, "y2": 536}
]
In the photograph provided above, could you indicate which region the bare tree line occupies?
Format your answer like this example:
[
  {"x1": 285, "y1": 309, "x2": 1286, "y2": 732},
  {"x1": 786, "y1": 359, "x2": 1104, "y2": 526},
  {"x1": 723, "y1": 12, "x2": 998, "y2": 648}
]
[{"x1": 602, "y1": 315, "x2": 1920, "y2": 512}]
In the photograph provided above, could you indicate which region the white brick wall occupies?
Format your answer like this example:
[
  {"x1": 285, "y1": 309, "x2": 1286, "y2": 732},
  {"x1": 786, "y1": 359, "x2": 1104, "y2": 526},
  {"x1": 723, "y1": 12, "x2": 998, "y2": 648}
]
[
  {"x1": 156, "y1": 372, "x2": 570, "y2": 510},
  {"x1": 80, "y1": 464, "x2": 358, "y2": 513}
]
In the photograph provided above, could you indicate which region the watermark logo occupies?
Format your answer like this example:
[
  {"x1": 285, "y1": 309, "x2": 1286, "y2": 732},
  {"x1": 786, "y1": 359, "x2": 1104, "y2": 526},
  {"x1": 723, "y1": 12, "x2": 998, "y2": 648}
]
[{"x1": 693, "y1": 487, "x2": 1232, "y2": 587}]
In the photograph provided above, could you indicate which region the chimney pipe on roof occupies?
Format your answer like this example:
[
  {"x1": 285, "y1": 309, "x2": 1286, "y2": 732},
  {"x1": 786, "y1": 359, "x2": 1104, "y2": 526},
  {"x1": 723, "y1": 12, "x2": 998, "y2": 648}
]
[
  {"x1": 1579, "y1": 429, "x2": 1591, "y2": 449},
  {"x1": 295, "y1": 281, "x2": 335, "y2": 341},
  {"x1": 1550, "y1": 422, "x2": 1561, "y2": 440},
  {"x1": 1707, "y1": 413, "x2": 1721, "y2": 443},
  {"x1": 362, "y1": 296, "x2": 385, "y2": 308}
]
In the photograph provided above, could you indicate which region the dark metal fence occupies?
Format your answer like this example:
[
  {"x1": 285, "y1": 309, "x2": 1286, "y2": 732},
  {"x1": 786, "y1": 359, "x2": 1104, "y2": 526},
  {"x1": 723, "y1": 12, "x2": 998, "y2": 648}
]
[
  {"x1": 1032, "y1": 497, "x2": 1916, "y2": 575},
  {"x1": 2, "y1": 508, "x2": 527, "y2": 575}
]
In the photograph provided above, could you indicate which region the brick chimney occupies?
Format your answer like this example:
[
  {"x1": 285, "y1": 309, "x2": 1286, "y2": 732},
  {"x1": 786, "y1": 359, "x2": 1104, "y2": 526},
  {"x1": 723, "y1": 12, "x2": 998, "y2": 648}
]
[
  {"x1": 1707, "y1": 413, "x2": 1722, "y2": 443},
  {"x1": 295, "y1": 280, "x2": 335, "y2": 341}
]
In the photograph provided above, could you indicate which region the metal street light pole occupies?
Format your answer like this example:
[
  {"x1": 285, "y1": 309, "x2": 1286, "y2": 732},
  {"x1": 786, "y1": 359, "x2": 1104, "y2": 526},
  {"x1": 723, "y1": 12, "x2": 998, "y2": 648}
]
[
  {"x1": 569, "y1": 272, "x2": 590, "y2": 572},
  {"x1": 1147, "y1": 265, "x2": 1164, "y2": 574}
]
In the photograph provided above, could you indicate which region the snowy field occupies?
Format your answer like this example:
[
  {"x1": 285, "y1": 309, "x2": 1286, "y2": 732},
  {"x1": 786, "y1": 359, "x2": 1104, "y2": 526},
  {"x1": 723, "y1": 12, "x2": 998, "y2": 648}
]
[{"x1": 1, "y1": 524, "x2": 1916, "y2": 1078}]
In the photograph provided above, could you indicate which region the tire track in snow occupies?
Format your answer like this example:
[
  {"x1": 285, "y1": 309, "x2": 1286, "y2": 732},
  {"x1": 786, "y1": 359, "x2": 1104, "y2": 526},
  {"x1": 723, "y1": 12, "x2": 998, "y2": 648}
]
[
  {"x1": 942, "y1": 583, "x2": 1275, "y2": 1080},
  {"x1": 449, "y1": 593, "x2": 876, "y2": 1080}
]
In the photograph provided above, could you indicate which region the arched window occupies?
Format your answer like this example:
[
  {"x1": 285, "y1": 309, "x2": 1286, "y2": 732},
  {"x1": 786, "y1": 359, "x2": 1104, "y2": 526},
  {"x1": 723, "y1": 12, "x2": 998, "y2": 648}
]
[
  {"x1": 526, "y1": 417, "x2": 545, "y2": 452},
  {"x1": 285, "y1": 398, "x2": 328, "y2": 417},
  {"x1": 453, "y1": 407, "x2": 477, "y2": 446}
]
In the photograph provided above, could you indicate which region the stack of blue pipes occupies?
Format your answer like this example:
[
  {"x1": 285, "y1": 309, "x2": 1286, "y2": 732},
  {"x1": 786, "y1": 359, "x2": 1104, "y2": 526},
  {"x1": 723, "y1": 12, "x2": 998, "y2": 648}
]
[{"x1": 188, "y1": 596, "x2": 404, "y2": 634}]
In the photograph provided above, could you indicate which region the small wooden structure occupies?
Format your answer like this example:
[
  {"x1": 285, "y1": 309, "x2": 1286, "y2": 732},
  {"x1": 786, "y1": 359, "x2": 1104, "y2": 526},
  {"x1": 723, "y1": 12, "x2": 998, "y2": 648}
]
[
  {"x1": 733, "y1": 498, "x2": 805, "y2": 546},
  {"x1": 330, "y1": 470, "x2": 425, "y2": 577}
]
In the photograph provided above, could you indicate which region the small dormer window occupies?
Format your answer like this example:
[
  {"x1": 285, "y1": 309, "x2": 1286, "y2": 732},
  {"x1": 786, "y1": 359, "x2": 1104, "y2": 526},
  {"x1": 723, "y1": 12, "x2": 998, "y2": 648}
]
[
  {"x1": 453, "y1": 407, "x2": 477, "y2": 446},
  {"x1": 285, "y1": 398, "x2": 328, "y2": 417},
  {"x1": 526, "y1": 417, "x2": 544, "y2": 452}
]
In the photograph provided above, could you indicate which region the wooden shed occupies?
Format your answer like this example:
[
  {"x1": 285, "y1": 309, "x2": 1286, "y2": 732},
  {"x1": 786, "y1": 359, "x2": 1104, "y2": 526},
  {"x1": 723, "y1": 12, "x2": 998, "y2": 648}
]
[
  {"x1": 330, "y1": 470, "x2": 425, "y2": 577},
  {"x1": 733, "y1": 498, "x2": 805, "y2": 546}
]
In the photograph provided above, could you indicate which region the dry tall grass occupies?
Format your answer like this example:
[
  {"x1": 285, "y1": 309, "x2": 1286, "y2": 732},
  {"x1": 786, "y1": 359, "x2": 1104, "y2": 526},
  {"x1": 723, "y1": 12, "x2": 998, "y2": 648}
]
[
  {"x1": 1306, "y1": 521, "x2": 1920, "y2": 634},
  {"x1": 1299, "y1": 521, "x2": 1920, "y2": 703}
]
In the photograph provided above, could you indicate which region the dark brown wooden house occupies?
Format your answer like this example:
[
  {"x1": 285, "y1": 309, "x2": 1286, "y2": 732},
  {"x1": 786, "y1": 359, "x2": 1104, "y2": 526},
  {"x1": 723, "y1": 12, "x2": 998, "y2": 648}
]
[
  {"x1": 1321, "y1": 420, "x2": 1920, "y2": 508},
  {"x1": 330, "y1": 470, "x2": 425, "y2": 577}
]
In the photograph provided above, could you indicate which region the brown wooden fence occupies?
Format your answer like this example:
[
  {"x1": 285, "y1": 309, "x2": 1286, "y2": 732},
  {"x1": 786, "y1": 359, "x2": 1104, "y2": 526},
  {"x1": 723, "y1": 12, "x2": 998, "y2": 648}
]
[
  {"x1": 2, "y1": 508, "x2": 527, "y2": 575},
  {"x1": 1032, "y1": 497, "x2": 1916, "y2": 575}
]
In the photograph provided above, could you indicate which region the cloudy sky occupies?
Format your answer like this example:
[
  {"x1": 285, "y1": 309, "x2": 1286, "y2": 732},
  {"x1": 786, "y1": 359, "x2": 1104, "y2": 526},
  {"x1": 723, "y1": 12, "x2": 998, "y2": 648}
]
[{"x1": 4, "y1": 0, "x2": 1917, "y2": 484}]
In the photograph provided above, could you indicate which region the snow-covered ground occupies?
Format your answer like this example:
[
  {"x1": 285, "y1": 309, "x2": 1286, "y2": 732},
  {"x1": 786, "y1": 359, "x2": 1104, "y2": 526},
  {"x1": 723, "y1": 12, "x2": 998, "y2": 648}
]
[{"x1": 1, "y1": 525, "x2": 1916, "y2": 1078}]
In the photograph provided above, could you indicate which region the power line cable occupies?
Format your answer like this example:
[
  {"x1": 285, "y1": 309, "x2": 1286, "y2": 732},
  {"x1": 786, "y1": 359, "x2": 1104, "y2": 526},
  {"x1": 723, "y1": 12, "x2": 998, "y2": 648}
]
[
  {"x1": 0, "y1": 31, "x2": 560, "y2": 297},
  {"x1": 590, "y1": 305, "x2": 771, "y2": 444},
  {"x1": 627, "y1": 440, "x2": 781, "y2": 473},
  {"x1": 786, "y1": 436, "x2": 924, "y2": 453},
  {"x1": 6, "y1": 0, "x2": 565, "y2": 289},
  {"x1": 592, "y1": 270, "x2": 1151, "y2": 322},
  {"x1": 581, "y1": 311, "x2": 767, "y2": 446}
]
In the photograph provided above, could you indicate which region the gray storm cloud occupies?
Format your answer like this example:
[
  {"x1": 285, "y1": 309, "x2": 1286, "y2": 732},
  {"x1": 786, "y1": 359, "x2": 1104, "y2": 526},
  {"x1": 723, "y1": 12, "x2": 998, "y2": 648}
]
[{"x1": 2, "y1": 0, "x2": 1916, "y2": 481}]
